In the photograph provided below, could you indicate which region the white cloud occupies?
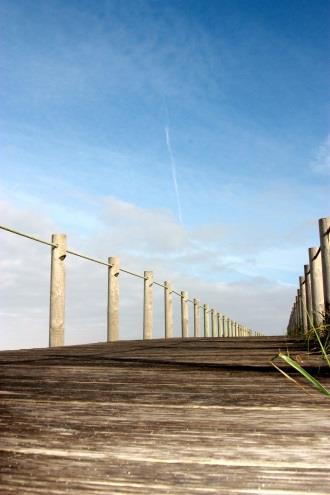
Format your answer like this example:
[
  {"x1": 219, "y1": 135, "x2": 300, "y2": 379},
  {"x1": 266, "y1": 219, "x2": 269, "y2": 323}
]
[{"x1": 0, "y1": 194, "x2": 298, "y2": 350}]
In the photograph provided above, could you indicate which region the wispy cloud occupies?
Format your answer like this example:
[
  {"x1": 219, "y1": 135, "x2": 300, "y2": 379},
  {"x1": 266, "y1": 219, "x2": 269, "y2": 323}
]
[
  {"x1": 165, "y1": 126, "x2": 183, "y2": 225},
  {"x1": 311, "y1": 135, "x2": 330, "y2": 175}
]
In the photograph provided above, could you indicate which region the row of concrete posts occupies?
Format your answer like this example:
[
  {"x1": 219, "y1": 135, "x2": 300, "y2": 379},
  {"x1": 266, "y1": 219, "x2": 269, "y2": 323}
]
[
  {"x1": 0, "y1": 225, "x2": 263, "y2": 349},
  {"x1": 50, "y1": 236, "x2": 262, "y2": 346},
  {"x1": 287, "y1": 217, "x2": 330, "y2": 336}
]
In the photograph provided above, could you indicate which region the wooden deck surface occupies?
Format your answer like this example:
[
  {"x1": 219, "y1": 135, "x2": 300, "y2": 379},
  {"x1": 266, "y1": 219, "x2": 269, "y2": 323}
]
[{"x1": 0, "y1": 337, "x2": 329, "y2": 494}]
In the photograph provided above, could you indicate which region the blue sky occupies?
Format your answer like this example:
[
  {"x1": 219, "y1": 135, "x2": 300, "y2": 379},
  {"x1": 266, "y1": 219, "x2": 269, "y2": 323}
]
[{"x1": 0, "y1": 0, "x2": 329, "y2": 344}]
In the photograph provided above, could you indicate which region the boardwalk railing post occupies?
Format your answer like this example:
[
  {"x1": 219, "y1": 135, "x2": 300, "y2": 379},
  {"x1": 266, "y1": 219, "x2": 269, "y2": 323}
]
[
  {"x1": 297, "y1": 289, "x2": 303, "y2": 334},
  {"x1": 49, "y1": 234, "x2": 67, "y2": 347},
  {"x1": 107, "y1": 256, "x2": 120, "y2": 342},
  {"x1": 164, "y1": 281, "x2": 173, "y2": 338},
  {"x1": 223, "y1": 315, "x2": 227, "y2": 337},
  {"x1": 211, "y1": 309, "x2": 217, "y2": 337},
  {"x1": 204, "y1": 304, "x2": 210, "y2": 337},
  {"x1": 295, "y1": 294, "x2": 300, "y2": 336},
  {"x1": 304, "y1": 264, "x2": 313, "y2": 329},
  {"x1": 217, "y1": 313, "x2": 222, "y2": 337},
  {"x1": 299, "y1": 276, "x2": 308, "y2": 334},
  {"x1": 143, "y1": 271, "x2": 153, "y2": 339},
  {"x1": 309, "y1": 247, "x2": 324, "y2": 328},
  {"x1": 181, "y1": 291, "x2": 189, "y2": 338},
  {"x1": 193, "y1": 299, "x2": 200, "y2": 337},
  {"x1": 319, "y1": 217, "x2": 330, "y2": 321},
  {"x1": 226, "y1": 319, "x2": 229, "y2": 337}
]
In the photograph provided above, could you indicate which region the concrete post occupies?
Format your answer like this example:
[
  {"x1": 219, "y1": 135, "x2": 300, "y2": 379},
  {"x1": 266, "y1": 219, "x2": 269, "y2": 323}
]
[
  {"x1": 143, "y1": 271, "x2": 153, "y2": 339},
  {"x1": 164, "y1": 281, "x2": 173, "y2": 339},
  {"x1": 309, "y1": 247, "x2": 324, "y2": 328},
  {"x1": 294, "y1": 296, "x2": 299, "y2": 335},
  {"x1": 289, "y1": 308, "x2": 292, "y2": 336},
  {"x1": 288, "y1": 309, "x2": 293, "y2": 335},
  {"x1": 304, "y1": 264, "x2": 313, "y2": 329},
  {"x1": 107, "y1": 256, "x2": 120, "y2": 342},
  {"x1": 292, "y1": 308, "x2": 295, "y2": 334},
  {"x1": 181, "y1": 291, "x2": 189, "y2": 338},
  {"x1": 217, "y1": 313, "x2": 222, "y2": 337},
  {"x1": 319, "y1": 217, "x2": 330, "y2": 320},
  {"x1": 211, "y1": 309, "x2": 217, "y2": 337},
  {"x1": 229, "y1": 320, "x2": 233, "y2": 337},
  {"x1": 193, "y1": 299, "x2": 200, "y2": 337},
  {"x1": 204, "y1": 304, "x2": 210, "y2": 337},
  {"x1": 299, "y1": 276, "x2": 308, "y2": 334},
  {"x1": 49, "y1": 234, "x2": 67, "y2": 347},
  {"x1": 210, "y1": 309, "x2": 214, "y2": 336},
  {"x1": 223, "y1": 315, "x2": 227, "y2": 337},
  {"x1": 297, "y1": 289, "x2": 303, "y2": 335},
  {"x1": 290, "y1": 309, "x2": 294, "y2": 335}
]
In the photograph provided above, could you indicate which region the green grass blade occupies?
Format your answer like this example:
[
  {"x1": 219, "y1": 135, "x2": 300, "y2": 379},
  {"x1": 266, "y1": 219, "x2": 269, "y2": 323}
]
[
  {"x1": 312, "y1": 326, "x2": 330, "y2": 367},
  {"x1": 270, "y1": 360, "x2": 314, "y2": 396},
  {"x1": 278, "y1": 353, "x2": 330, "y2": 396}
]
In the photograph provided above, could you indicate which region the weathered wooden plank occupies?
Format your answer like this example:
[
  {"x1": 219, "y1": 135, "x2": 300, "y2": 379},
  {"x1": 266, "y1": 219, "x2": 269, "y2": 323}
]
[
  {"x1": 0, "y1": 337, "x2": 329, "y2": 494},
  {"x1": 0, "y1": 337, "x2": 317, "y2": 370}
]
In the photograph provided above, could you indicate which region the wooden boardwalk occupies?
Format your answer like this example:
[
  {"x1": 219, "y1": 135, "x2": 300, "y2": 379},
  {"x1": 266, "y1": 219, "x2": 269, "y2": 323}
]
[{"x1": 0, "y1": 337, "x2": 329, "y2": 494}]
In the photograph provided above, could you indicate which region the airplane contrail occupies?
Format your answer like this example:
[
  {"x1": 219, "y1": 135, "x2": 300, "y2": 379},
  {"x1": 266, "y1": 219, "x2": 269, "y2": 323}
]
[{"x1": 165, "y1": 125, "x2": 183, "y2": 225}]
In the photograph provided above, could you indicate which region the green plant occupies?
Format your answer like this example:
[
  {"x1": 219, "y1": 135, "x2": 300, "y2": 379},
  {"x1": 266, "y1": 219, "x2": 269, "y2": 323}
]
[{"x1": 272, "y1": 317, "x2": 330, "y2": 397}]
